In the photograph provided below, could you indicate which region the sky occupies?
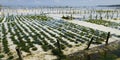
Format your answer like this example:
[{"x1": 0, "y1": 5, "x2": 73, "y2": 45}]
[{"x1": 0, "y1": 0, "x2": 120, "y2": 7}]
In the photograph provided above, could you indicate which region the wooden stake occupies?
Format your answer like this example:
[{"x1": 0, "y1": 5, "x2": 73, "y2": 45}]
[
  {"x1": 57, "y1": 40, "x2": 61, "y2": 53},
  {"x1": 106, "y1": 32, "x2": 110, "y2": 45},
  {"x1": 86, "y1": 37, "x2": 94, "y2": 50},
  {"x1": 16, "y1": 47, "x2": 23, "y2": 60}
]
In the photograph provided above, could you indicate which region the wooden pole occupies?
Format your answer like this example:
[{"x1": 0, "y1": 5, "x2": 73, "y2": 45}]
[
  {"x1": 106, "y1": 32, "x2": 110, "y2": 45},
  {"x1": 57, "y1": 40, "x2": 61, "y2": 53},
  {"x1": 57, "y1": 39, "x2": 62, "y2": 60},
  {"x1": 16, "y1": 47, "x2": 23, "y2": 60},
  {"x1": 86, "y1": 37, "x2": 94, "y2": 50}
]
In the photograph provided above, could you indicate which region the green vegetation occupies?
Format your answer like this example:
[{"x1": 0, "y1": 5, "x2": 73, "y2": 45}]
[
  {"x1": 96, "y1": 10, "x2": 113, "y2": 13},
  {"x1": 85, "y1": 19, "x2": 120, "y2": 30},
  {"x1": 1, "y1": 15, "x2": 109, "y2": 59},
  {"x1": 0, "y1": 17, "x2": 4, "y2": 22},
  {"x1": 0, "y1": 54, "x2": 4, "y2": 58},
  {"x1": 25, "y1": 14, "x2": 53, "y2": 21},
  {"x1": 32, "y1": 47, "x2": 38, "y2": 51}
]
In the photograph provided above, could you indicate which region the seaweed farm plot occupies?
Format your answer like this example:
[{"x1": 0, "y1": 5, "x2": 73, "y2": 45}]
[
  {"x1": 85, "y1": 19, "x2": 120, "y2": 30},
  {"x1": 0, "y1": 15, "x2": 108, "y2": 60},
  {"x1": 0, "y1": 16, "x2": 4, "y2": 23}
]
